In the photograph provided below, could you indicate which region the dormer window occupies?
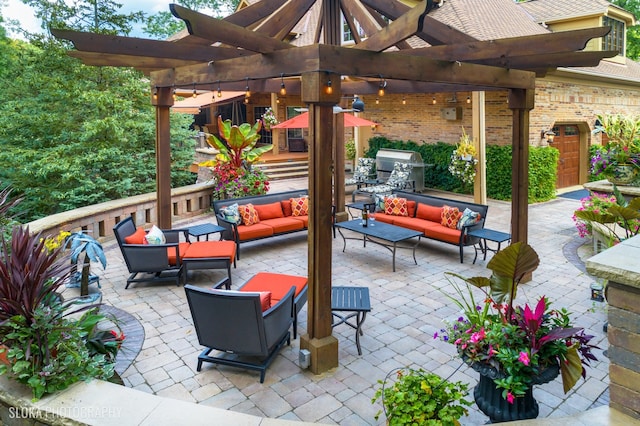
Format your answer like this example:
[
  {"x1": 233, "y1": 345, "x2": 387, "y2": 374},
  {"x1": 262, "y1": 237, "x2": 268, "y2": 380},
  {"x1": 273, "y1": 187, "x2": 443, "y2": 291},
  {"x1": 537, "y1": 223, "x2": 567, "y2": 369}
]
[{"x1": 603, "y1": 16, "x2": 625, "y2": 56}]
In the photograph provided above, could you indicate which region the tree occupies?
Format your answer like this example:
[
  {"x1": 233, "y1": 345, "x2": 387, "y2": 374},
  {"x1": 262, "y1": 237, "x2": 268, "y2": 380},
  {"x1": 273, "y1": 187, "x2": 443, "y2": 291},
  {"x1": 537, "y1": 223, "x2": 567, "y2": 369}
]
[
  {"x1": 143, "y1": 0, "x2": 240, "y2": 39},
  {"x1": 612, "y1": 0, "x2": 640, "y2": 60}
]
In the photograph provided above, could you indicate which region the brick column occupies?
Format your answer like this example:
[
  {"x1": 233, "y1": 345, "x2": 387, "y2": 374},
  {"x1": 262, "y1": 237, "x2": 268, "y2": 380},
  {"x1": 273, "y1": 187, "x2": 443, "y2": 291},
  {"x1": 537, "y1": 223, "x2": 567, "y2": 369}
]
[{"x1": 586, "y1": 235, "x2": 640, "y2": 419}]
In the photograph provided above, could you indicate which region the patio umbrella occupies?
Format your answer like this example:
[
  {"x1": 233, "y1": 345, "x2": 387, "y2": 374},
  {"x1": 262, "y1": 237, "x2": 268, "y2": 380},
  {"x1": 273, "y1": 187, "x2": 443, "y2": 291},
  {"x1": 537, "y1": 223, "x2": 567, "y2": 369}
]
[{"x1": 272, "y1": 111, "x2": 377, "y2": 129}]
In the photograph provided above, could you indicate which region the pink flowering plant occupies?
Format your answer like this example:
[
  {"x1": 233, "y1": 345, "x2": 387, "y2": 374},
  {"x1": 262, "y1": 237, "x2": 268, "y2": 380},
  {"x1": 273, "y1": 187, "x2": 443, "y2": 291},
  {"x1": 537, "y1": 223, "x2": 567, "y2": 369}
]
[{"x1": 436, "y1": 243, "x2": 598, "y2": 403}]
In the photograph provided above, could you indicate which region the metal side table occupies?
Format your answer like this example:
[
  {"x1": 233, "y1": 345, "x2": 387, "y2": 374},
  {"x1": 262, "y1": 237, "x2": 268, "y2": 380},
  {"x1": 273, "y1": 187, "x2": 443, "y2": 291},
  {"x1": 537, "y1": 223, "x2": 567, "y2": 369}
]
[{"x1": 331, "y1": 286, "x2": 371, "y2": 355}]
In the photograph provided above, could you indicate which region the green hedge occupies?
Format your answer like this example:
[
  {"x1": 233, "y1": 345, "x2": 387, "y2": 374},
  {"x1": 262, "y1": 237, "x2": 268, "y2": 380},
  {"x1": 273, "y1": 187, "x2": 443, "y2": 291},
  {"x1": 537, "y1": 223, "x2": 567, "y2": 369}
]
[{"x1": 365, "y1": 136, "x2": 559, "y2": 202}]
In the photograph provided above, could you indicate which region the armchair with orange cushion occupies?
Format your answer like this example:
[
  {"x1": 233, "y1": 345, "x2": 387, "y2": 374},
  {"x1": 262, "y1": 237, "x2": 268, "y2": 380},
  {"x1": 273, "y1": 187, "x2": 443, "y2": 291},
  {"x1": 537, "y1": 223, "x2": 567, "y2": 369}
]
[
  {"x1": 212, "y1": 189, "x2": 310, "y2": 260},
  {"x1": 113, "y1": 217, "x2": 236, "y2": 289}
]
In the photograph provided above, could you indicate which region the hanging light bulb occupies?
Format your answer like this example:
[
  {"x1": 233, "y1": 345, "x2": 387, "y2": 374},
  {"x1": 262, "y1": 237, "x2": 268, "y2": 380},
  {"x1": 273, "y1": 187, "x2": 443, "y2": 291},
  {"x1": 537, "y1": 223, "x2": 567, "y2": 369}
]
[
  {"x1": 172, "y1": 88, "x2": 177, "y2": 101},
  {"x1": 153, "y1": 86, "x2": 158, "y2": 100},
  {"x1": 432, "y1": 96, "x2": 436, "y2": 105},
  {"x1": 276, "y1": 96, "x2": 280, "y2": 104},
  {"x1": 279, "y1": 73, "x2": 286, "y2": 96},
  {"x1": 245, "y1": 77, "x2": 251, "y2": 98},
  {"x1": 192, "y1": 83, "x2": 197, "y2": 98},
  {"x1": 325, "y1": 79, "x2": 333, "y2": 95},
  {"x1": 375, "y1": 98, "x2": 380, "y2": 105},
  {"x1": 216, "y1": 80, "x2": 222, "y2": 98},
  {"x1": 466, "y1": 95, "x2": 471, "y2": 104},
  {"x1": 402, "y1": 96, "x2": 406, "y2": 105},
  {"x1": 378, "y1": 79, "x2": 387, "y2": 97}
]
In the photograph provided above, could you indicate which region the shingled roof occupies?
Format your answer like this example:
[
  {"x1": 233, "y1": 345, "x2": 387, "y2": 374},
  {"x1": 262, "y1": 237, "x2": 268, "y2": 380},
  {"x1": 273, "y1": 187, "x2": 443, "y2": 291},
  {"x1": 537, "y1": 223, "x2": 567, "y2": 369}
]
[{"x1": 519, "y1": 0, "x2": 632, "y2": 24}]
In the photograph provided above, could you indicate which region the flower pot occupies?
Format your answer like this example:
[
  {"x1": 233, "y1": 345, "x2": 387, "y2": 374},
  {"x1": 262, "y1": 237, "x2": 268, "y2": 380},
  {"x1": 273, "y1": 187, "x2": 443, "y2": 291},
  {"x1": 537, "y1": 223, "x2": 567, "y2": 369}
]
[
  {"x1": 606, "y1": 164, "x2": 638, "y2": 185},
  {"x1": 470, "y1": 361, "x2": 559, "y2": 423}
]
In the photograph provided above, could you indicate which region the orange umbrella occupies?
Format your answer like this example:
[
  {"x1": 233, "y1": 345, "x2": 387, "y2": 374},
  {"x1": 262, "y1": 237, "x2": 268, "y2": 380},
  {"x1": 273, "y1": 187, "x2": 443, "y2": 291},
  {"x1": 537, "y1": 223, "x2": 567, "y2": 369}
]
[{"x1": 272, "y1": 112, "x2": 377, "y2": 129}]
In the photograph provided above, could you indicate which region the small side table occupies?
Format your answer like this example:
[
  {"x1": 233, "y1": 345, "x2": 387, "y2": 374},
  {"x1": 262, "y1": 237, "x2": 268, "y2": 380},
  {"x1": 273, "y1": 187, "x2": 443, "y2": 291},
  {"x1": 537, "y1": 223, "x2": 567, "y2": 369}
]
[
  {"x1": 331, "y1": 286, "x2": 371, "y2": 355},
  {"x1": 188, "y1": 223, "x2": 225, "y2": 241},
  {"x1": 468, "y1": 228, "x2": 511, "y2": 264}
]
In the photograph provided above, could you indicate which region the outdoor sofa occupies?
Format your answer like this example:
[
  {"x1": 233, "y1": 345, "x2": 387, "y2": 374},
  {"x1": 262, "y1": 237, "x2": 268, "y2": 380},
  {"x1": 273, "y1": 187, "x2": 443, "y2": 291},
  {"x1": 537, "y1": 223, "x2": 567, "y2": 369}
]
[
  {"x1": 370, "y1": 190, "x2": 489, "y2": 263},
  {"x1": 212, "y1": 189, "x2": 309, "y2": 259}
]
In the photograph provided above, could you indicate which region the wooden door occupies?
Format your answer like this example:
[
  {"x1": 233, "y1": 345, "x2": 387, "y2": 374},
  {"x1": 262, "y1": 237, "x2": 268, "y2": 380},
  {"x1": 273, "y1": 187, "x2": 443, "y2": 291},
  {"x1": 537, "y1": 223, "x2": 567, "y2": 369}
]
[{"x1": 553, "y1": 125, "x2": 580, "y2": 188}]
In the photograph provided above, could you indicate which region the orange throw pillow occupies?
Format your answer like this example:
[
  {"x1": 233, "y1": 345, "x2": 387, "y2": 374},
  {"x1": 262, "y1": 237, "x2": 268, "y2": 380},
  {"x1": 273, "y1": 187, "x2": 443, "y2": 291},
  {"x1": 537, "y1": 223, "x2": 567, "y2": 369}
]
[
  {"x1": 385, "y1": 197, "x2": 409, "y2": 216},
  {"x1": 441, "y1": 205, "x2": 462, "y2": 229},
  {"x1": 416, "y1": 203, "x2": 442, "y2": 222},
  {"x1": 258, "y1": 292, "x2": 272, "y2": 311},
  {"x1": 290, "y1": 196, "x2": 309, "y2": 217},
  {"x1": 238, "y1": 204, "x2": 260, "y2": 225},
  {"x1": 124, "y1": 227, "x2": 147, "y2": 244},
  {"x1": 254, "y1": 202, "x2": 284, "y2": 220},
  {"x1": 281, "y1": 200, "x2": 293, "y2": 216}
]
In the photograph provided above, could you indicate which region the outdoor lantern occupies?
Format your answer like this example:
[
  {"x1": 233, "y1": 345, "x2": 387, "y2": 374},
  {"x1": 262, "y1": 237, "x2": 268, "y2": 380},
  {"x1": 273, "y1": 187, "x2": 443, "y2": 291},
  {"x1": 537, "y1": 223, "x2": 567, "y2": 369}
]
[
  {"x1": 591, "y1": 281, "x2": 605, "y2": 302},
  {"x1": 352, "y1": 96, "x2": 365, "y2": 112}
]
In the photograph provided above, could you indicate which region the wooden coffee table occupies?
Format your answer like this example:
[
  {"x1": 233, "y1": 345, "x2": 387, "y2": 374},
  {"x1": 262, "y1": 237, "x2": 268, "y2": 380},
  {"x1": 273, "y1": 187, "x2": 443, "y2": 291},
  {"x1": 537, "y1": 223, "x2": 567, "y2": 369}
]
[{"x1": 334, "y1": 219, "x2": 422, "y2": 272}]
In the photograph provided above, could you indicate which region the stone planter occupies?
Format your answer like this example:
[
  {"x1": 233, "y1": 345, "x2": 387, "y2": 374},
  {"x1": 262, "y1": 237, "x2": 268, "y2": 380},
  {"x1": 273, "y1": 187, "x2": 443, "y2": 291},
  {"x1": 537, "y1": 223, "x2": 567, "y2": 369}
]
[{"x1": 606, "y1": 164, "x2": 638, "y2": 186}]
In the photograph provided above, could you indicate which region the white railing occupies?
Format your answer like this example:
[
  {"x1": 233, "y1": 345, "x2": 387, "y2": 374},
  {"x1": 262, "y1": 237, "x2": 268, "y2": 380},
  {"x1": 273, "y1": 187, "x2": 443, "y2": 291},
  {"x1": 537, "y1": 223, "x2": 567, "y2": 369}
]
[{"x1": 26, "y1": 183, "x2": 216, "y2": 242}]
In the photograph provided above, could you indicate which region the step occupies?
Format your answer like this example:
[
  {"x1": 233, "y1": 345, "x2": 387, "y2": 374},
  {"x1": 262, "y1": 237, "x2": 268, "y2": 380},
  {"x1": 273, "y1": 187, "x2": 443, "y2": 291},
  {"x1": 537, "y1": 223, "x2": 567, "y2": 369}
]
[
  {"x1": 255, "y1": 159, "x2": 309, "y2": 181},
  {"x1": 254, "y1": 160, "x2": 308, "y2": 170}
]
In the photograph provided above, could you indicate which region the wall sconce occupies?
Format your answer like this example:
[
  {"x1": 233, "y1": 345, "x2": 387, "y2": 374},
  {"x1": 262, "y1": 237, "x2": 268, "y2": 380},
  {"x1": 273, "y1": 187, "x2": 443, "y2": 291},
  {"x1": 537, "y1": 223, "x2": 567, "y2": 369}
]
[
  {"x1": 279, "y1": 73, "x2": 286, "y2": 96},
  {"x1": 542, "y1": 129, "x2": 556, "y2": 143}
]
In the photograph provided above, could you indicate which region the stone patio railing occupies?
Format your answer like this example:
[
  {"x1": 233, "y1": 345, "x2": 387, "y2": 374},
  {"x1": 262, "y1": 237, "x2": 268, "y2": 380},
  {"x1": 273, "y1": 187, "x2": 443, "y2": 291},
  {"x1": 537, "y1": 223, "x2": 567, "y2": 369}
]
[{"x1": 25, "y1": 182, "x2": 216, "y2": 241}]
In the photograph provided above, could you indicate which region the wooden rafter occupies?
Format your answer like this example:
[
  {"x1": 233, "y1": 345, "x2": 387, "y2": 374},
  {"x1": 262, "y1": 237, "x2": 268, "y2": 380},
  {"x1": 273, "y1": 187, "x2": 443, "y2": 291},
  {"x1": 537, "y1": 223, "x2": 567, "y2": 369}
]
[
  {"x1": 353, "y1": 0, "x2": 430, "y2": 52},
  {"x1": 358, "y1": 1, "x2": 412, "y2": 50},
  {"x1": 360, "y1": 0, "x2": 477, "y2": 45},
  {"x1": 340, "y1": 0, "x2": 364, "y2": 44},
  {"x1": 252, "y1": 0, "x2": 316, "y2": 40},
  {"x1": 170, "y1": 4, "x2": 293, "y2": 53},
  {"x1": 67, "y1": 51, "x2": 200, "y2": 70}
]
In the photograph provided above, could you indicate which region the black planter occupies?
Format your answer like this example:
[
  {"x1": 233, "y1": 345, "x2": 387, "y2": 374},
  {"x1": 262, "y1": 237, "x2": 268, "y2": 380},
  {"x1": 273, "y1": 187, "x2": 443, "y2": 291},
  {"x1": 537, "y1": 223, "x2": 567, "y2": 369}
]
[{"x1": 470, "y1": 361, "x2": 559, "y2": 423}]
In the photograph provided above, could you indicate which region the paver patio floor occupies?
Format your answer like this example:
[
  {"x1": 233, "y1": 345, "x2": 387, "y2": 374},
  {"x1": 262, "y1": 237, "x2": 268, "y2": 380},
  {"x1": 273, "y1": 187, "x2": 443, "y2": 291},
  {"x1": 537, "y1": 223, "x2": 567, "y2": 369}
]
[{"x1": 84, "y1": 178, "x2": 610, "y2": 425}]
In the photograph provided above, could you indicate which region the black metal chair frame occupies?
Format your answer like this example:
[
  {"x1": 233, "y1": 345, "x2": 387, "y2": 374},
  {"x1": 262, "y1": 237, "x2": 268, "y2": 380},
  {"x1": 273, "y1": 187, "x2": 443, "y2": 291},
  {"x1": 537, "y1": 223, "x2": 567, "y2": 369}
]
[{"x1": 185, "y1": 281, "x2": 295, "y2": 383}]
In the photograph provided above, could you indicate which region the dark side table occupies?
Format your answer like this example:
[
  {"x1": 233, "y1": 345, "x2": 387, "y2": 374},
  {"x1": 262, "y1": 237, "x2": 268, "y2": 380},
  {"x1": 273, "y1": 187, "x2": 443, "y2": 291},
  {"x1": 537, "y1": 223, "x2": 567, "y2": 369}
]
[
  {"x1": 188, "y1": 223, "x2": 225, "y2": 241},
  {"x1": 468, "y1": 228, "x2": 511, "y2": 264},
  {"x1": 331, "y1": 286, "x2": 371, "y2": 355}
]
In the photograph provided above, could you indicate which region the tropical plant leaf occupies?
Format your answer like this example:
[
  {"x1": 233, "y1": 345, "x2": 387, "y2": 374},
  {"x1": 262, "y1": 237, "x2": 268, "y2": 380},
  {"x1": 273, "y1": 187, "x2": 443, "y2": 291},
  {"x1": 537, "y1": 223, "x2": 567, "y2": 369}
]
[
  {"x1": 608, "y1": 204, "x2": 640, "y2": 221},
  {"x1": 560, "y1": 344, "x2": 584, "y2": 393},
  {"x1": 574, "y1": 210, "x2": 617, "y2": 224},
  {"x1": 486, "y1": 242, "x2": 540, "y2": 286}
]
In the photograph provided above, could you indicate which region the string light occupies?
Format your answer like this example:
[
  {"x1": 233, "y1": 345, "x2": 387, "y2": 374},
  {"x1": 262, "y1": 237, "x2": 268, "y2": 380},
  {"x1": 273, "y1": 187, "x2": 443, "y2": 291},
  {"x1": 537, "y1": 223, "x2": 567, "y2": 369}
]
[
  {"x1": 279, "y1": 73, "x2": 286, "y2": 96},
  {"x1": 432, "y1": 96, "x2": 436, "y2": 105},
  {"x1": 192, "y1": 83, "x2": 197, "y2": 98},
  {"x1": 378, "y1": 78, "x2": 387, "y2": 97},
  {"x1": 375, "y1": 98, "x2": 380, "y2": 105},
  {"x1": 276, "y1": 96, "x2": 280, "y2": 104},
  {"x1": 153, "y1": 86, "x2": 158, "y2": 100},
  {"x1": 245, "y1": 77, "x2": 251, "y2": 98},
  {"x1": 402, "y1": 96, "x2": 406, "y2": 105},
  {"x1": 172, "y1": 88, "x2": 177, "y2": 101},
  {"x1": 216, "y1": 80, "x2": 222, "y2": 97},
  {"x1": 466, "y1": 95, "x2": 471, "y2": 104},
  {"x1": 325, "y1": 79, "x2": 333, "y2": 95}
]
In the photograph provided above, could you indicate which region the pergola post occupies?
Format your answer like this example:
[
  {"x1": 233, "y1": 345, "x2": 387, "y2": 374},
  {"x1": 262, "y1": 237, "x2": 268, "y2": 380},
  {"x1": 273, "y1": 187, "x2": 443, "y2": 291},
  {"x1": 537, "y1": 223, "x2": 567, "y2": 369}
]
[
  {"x1": 508, "y1": 88, "x2": 535, "y2": 245},
  {"x1": 299, "y1": 71, "x2": 340, "y2": 374},
  {"x1": 152, "y1": 86, "x2": 174, "y2": 229}
]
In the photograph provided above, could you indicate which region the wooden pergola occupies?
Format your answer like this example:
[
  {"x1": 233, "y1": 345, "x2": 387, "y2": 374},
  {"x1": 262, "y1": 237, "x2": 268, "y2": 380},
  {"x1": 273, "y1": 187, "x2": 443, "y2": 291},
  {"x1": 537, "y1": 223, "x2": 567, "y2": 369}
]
[{"x1": 53, "y1": 0, "x2": 614, "y2": 373}]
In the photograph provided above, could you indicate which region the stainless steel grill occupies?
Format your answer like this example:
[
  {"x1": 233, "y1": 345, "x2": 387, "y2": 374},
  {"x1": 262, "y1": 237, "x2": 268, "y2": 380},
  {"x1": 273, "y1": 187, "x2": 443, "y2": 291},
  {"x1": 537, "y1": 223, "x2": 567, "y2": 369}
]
[{"x1": 375, "y1": 148, "x2": 426, "y2": 192}]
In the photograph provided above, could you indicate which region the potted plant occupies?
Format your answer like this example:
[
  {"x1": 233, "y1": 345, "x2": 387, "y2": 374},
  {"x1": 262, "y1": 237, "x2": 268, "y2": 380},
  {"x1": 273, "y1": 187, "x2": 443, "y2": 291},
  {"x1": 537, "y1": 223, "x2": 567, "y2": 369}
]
[
  {"x1": 591, "y1": 114, "x2": 640, "y2": 185},
  {"x1": 372, "y1": 367, "x2": 472, "y2": 425},
  {"x1": 65, "y1": 231, "x2": 107, "y2": 303},
  {"x1": 448, "y1": 127, "x2": 478, "y2": 187},
  {"x1": 436, "y1": 242, "x2": 598, "y2": 423},
  {"x1": 261, "y1": 107, "x2": 278, "y2": 131},
  {"x1": 200, "y1": 116, "x2": 273, "y2": 200}
]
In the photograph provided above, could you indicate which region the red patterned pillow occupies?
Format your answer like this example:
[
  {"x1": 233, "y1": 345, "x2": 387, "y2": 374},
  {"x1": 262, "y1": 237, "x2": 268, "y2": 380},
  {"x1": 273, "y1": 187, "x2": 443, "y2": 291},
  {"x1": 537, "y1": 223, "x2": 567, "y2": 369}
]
[
  {"x1": 441, "y1": 205, "x2": 462, "y2": 229},
  {"x1": 290, "y1": 196, "x2": 309, "y2": 217},
  {"x1": 384, "y1": 197, "x2": 409, "y2": 216},
  {"x1": 238, "y1": 203, "x2": 260, "y2": 226}
]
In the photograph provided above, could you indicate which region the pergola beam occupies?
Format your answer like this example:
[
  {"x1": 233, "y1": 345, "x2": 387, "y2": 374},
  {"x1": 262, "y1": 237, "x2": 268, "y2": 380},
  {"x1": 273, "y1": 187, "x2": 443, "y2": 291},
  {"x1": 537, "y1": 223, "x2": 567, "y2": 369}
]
[
  {"x1": 252, "y1": 0, "x2": 316, "y2": 40},
  {"x1": 150, "y1": 44, "x2": 536, "y2": 90}
]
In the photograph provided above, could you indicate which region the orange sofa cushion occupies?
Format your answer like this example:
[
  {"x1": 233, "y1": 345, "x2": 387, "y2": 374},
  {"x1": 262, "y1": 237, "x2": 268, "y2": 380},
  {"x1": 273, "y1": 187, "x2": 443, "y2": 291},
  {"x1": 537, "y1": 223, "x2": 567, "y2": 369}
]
[
  {"x1": 425, "y1": 224, "x2": 462, "y2": 244},
  {"x1": 124, "y1": 227, "x2": 147, "y2": 244},
  {"x1": 416, "y1": 204, "x2": 442, "y2": 222},
  {"x1": 371, "y1": 213, "x2": 394, "y2": 224},
  {"x1": 254, "y1": 202, "x2": 284, "y2": 220},
  {"x1": 240, "y1": 272, "x2": 308, "y2": 304},
  {"x1": 289, "y1": 215, "x2": 308, "y2": 228},
  {"x1": 236, "y1": 223, "x2": 274, "y2": 241},
  {"x1": 260, "y1": 217, "x2": 304, "y2": 233},
  {"x1": 281, "y1": 200, "x2": 293, "y2": 217},
  {"x1": 183, "y1": 241, "x2": 236, "y2": 262}
]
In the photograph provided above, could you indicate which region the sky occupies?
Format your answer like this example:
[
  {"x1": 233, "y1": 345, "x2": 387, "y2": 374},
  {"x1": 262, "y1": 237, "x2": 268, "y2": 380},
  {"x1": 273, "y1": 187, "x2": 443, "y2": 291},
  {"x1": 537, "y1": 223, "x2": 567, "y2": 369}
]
[{"x1": 2, "y1": 0, "x2": 191, "y2": 39}]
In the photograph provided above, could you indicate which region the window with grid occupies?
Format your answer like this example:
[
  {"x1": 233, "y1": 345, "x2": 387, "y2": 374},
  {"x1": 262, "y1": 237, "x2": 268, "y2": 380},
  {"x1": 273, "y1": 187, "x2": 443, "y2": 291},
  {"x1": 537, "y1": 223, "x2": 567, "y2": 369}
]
[{"x1": 603, "y1": 16, "x2": 625, "y2": 56}]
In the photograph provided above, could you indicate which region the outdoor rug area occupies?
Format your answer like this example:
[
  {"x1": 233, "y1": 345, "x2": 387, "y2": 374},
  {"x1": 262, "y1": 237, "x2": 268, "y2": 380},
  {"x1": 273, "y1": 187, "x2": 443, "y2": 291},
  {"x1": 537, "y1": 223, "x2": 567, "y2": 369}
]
[{"x1": 558, "y1": 189, "x2": 589, "y2": 200}]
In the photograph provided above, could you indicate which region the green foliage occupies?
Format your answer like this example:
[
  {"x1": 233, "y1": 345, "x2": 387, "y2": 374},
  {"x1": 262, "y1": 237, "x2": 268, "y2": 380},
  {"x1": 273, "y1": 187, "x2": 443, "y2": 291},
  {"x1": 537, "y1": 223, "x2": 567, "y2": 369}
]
[
  {"x1": 366, "y1": 137, "x2": 557, "y2": 202},
  {"x1": 611, "y1": 0, "x2": 640, "y2": 60},
  {"x1": 345, "y1": 139, "x2": 356, "y2": 161},
  {"x1": 372, "y1": 368, "x2": 471, "y2": 425},
  {"x1": 0, "y1": 37, "x2": 196, "y2": 222},
  {"x1": 204, "y1": 116, "x2": 272, "y2": 168}
]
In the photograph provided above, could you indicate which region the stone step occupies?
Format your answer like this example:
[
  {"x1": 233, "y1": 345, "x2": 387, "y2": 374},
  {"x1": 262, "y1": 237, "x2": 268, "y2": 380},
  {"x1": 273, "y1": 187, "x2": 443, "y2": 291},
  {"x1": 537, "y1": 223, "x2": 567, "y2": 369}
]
[{"x1": 255, "y1": 159, "x2": 309, "y2": 180}]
